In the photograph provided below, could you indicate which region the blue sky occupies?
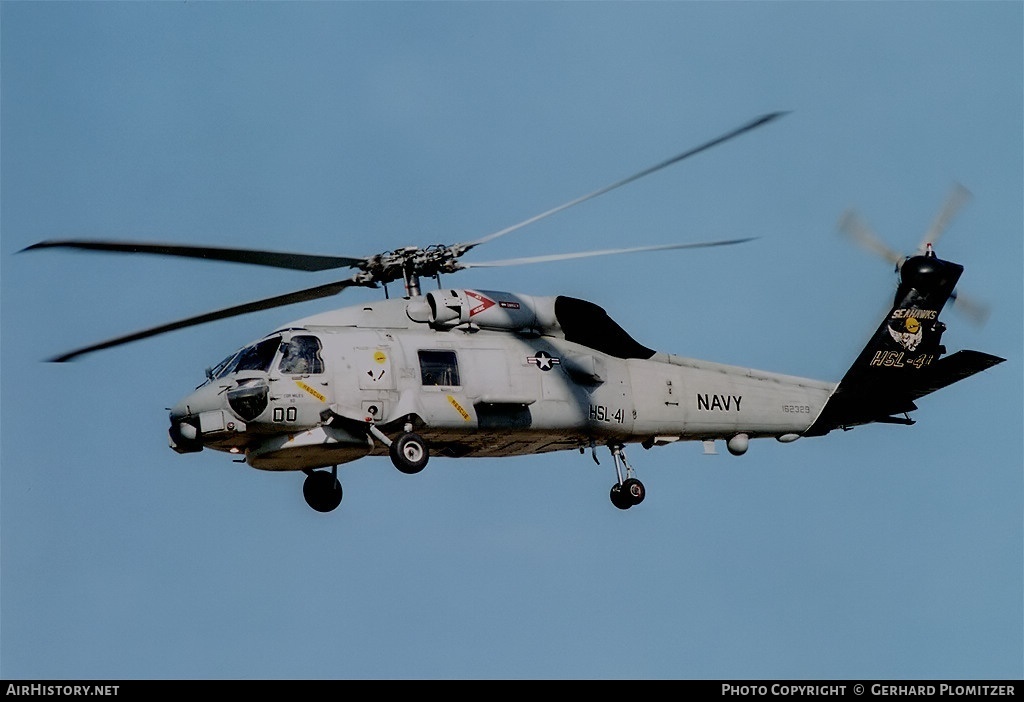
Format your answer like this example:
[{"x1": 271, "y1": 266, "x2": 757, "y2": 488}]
[{"x1": 2, "y1": 1, "x2": 1021, "y2": 680}]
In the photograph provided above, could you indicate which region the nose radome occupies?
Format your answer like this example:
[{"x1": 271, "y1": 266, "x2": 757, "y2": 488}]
[
  {"x1": 169, "y1": 397, "x2": 191, "y2": 423},
  {"x1": 167, "y1": 379, "x2": 233, "y2": 423}
]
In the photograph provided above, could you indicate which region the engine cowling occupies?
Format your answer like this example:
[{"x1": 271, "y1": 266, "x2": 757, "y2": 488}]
[{"x1": 420, "y1": 289, "x2": 559, "y2": 333}]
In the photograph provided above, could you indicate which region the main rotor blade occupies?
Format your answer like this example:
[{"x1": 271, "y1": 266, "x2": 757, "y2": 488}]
[
  {"x1": 918, "y1": 183, "x2": 972, "y2": 253},
  {"x1": 457, "y1": 112, "x2": 787, "y2": 252},
  {"x1": 49, "y1": 278, "x2": 370, "y2": 362},
  {"x1": 22, "y1": 239, "x2": 367, "y2": 272},
  {"x1": 459, "y1": 237, "x2": 757, "y2": 268},
  {"x1": 837, "y1": 209, "x2": 905, "y2": 267}
]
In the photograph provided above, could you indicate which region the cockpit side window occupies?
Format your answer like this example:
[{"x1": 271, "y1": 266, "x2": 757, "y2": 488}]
[{"x1": 278, "y1": 335, "x2": 324, "y2": 375}]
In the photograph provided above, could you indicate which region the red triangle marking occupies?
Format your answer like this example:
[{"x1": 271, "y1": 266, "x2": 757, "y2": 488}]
[{"x1": 466, "y1": 290, "x2": 496, "y2": 316}]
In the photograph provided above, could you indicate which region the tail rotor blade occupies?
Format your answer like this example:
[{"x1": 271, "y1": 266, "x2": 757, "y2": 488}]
[
  {"x1": 950, "y1": 288, "x2": 991, "y2": 327},
  {"x1": 837, "y1": 209, "x2": 905, "y2": 268},
  {"x1": 918, "y1": 183, "x2": 972, "y2": 253}
]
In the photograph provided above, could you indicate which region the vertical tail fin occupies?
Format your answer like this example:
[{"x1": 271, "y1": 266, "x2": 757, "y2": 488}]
[{"x1": 805, "y1": 251, "x2": 1004, "y2": 436}]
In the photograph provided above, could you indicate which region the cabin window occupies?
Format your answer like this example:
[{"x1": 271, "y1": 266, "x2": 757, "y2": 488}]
[
  {"x1": 278, "y1": 335, "x2": 324, "y2": 375},
  {"x1": 418, "y1": 349, "x2": 461, "y2": 387}
]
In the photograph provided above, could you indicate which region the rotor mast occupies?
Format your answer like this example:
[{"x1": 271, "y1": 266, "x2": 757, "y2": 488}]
[{"x1": 403, "y1": 252, "x2": 422, "y2": 297}]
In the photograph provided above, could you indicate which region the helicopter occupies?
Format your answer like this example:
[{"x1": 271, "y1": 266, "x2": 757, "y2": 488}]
[{"x1": 22, "y1": 112, "x2": 1005, "y2": 513}]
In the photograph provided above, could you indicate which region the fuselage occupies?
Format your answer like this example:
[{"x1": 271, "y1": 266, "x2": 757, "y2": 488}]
[{"x1": 169, "y1": 291, "x2": 835, "y2": 471}]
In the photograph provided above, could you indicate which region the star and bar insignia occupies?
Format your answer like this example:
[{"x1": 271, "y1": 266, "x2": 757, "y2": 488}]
[{"x1": 527, "y1": 351, "x2": 560, "y2": 371}]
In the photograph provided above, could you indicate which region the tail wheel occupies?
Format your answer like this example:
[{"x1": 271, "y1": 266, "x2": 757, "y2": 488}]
[{"x1": 390, "y1": 432, "x2": 429, "y2": 474}]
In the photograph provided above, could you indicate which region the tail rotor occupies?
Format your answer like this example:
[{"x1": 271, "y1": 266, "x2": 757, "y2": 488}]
[{"x1": 837, "y1": 183, "x2": 990, "y2": 326}]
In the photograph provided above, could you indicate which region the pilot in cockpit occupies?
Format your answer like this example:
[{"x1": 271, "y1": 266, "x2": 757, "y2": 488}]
[{"x1": 278, "y1": 335, "x2": 322, "y2": 375}]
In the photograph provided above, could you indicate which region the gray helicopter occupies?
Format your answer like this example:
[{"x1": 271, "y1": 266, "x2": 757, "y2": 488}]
[{"x1": 23, "y1": 113, "x2": 1004, "y2": 513}]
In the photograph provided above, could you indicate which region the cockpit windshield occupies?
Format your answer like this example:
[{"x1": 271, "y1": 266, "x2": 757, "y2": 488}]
[{"x1": 206, "y1": 335, "x2": 282, "y2": 381}]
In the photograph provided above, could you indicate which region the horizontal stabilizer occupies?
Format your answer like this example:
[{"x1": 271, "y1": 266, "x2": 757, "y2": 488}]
[
  {"x1": 905, "y1": 349, "x2": 1005, "y2": 400},
  {"x1": 806, "y1": 349, "x2": 1004, "y2": 436}
]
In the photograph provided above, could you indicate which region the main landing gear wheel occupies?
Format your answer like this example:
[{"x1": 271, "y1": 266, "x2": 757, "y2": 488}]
[
  {"x1": 610, "y1": 483, "x2": 631, "y2": 510},
  {"x1": 607, "y1": 444, "x2": 645, "y2": 510},
  {"x1": 390, "y1": 432, "x2": 429, "y2": 474},
  {"x1": 303, "y1": 469, "x2": 343, "y2": 513},
  {"x1": 622, "y1": 477, "x2": 645, "y2": 505},
  {"x1": 610, "y1": 478, "x2": 646, "y2": 510}
]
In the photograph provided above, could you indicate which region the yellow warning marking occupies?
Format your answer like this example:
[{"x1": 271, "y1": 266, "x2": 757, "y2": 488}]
[
  {"x1": 446, "y1": 394, "x2": 471, "y2": 421},
  {"x1": 295, "y1": 380, "x2": 326, "y2": 403},
  {"x1": 373, "y1": 350, "x2": 387, "y2": 364}
]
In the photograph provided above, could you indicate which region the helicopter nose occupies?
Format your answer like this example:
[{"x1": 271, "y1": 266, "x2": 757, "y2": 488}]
[
  {"x1": 168, "y1": 393, "x2": 204, "y2": 453},
  {"x1": 167, "y1": 382, "x2": 238, "y2": 453},
  {"x1": 168, "y1": 389, "x2": 212, "y2": 425},
  {"x1": 168, "y1": 378, "x2": 234, "y2": 422},
  {"x1": 168, "y1": 397, "x2": 191, "y2": 423}
]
